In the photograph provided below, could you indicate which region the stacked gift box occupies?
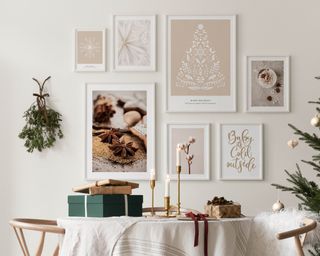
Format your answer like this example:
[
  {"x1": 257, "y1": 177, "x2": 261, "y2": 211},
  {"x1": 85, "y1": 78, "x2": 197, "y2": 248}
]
[{"x1": 68, "y1": 179, "x2": 143, "y2": 217}]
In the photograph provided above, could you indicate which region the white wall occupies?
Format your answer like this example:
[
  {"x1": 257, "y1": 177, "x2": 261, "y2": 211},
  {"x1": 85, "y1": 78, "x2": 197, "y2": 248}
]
[{"x1": 1, "y1": 0, "x2": 320, "y2": 254}]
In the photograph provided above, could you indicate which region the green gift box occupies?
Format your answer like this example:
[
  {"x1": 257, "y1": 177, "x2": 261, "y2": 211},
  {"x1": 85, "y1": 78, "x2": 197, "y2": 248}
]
[{"x1": 68, "y1": 194, "x2": 143, "y2": 217}]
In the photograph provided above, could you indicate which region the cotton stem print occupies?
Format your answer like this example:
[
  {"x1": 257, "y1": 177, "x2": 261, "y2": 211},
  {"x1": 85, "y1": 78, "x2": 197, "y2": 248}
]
[
  {"x1": 176, "y1": 24, "x2": 225, "y2": 91},
  {"x1": 178, "y1": 137, "x2": 196, "y2": 174}
]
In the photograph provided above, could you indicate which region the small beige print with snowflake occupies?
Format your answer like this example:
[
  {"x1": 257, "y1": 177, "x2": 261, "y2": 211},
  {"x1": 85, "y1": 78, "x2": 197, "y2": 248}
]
[
  {"x1": 171, "y1": 19, "x2": 231, "y2": 97},
  {"x1": 77, "y1": 31, "x2": 103, "y2": 64}
]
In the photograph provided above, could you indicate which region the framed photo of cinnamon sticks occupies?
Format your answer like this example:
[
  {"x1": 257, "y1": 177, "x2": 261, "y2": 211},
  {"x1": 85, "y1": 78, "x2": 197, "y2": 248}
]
[
  {"x1": 166, "y1": 123, "x2": 210, "y2": 180},
  {"x1": 86, "y1": 83, "x2": 155, "y2": 180}
]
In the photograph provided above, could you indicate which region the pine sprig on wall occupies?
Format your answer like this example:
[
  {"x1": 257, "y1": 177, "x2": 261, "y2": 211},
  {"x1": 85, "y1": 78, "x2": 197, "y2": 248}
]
[{"x1": 19, "y1": 77, "x2": 63, "y2": 153}]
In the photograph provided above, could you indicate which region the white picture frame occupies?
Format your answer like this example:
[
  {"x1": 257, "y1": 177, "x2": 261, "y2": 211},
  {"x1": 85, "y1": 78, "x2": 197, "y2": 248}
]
[
  {"x1": 219, "y1": 123, "x2": 263, "y2": 180},
  {"x1": 246, "y1": 56, "x2": 290, "y2": 112},
  {"x1": 166, "y1": 123, "x2": 210, "y2": 180},
  {"x1": 112, "y1": 15, "x2": 156, "y2": 71},
  {"x1": 166, "y1": 15, "x2": 236, "y2": 112},
  {"x1": 86, "y1": 83, "x2": 155, "y2": 180},
  {"x1": 74, "y1": 28, "x2": 106, "y2": 72}
]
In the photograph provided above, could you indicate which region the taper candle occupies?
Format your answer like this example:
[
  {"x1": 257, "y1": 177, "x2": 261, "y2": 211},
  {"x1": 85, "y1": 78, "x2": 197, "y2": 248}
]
[
  {"x1": 150, "y1": 169, "x2": 155, "y2": 180},
  {"x1": 165, "y1": 174, "x2": 170, "y2": 197},
  {"x1": 176, "y1": 144, "x2": 181, "y2": 166}
]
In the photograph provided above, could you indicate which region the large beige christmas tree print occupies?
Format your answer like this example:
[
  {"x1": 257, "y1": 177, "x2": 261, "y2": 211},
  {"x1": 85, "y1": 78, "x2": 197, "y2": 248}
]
[
  {"x1": 176, "y1": 24, "x2": 225, "y2": 91},
  {"x1": 171, "y1": 19, "x2": 231, "y2": 97}
]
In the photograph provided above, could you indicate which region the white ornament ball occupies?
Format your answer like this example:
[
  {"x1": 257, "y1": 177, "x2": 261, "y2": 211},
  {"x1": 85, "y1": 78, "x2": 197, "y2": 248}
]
[
  {"x1": 311, "y1": 116, "x2": 320, "y2": 127},
  {"x1": 287, "y1": 139, "x2": 299, "y2": 149},
  {"x1": 272, "y1": 200, "x2": 285, "y2": 212}
]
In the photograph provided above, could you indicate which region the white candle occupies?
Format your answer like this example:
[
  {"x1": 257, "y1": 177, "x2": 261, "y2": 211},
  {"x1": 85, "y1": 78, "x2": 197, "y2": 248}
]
[
  {"x1": 176, "y1": 144, "x2": 181, "y2": 166},
  {"x1": 150, "y1": 169, "x2": 155, "y2": 180},
  {"x1": 165, "y1": 174, "x2": 170, "y2": 197}
]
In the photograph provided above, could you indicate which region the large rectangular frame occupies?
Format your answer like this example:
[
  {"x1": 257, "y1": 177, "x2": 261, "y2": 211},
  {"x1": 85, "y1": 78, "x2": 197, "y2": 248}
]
[
  {"x1": 166, "y1": 15, "x2": 236, "y2": 112},
  {"x1": 86, "y1": 83, "x2": 155, "y2": 180}
]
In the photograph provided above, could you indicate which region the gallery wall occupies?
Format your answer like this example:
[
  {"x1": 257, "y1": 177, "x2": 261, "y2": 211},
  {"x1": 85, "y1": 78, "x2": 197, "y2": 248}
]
[{"x1": 1, "y1": 0, "x2": 320, "y2": 254}]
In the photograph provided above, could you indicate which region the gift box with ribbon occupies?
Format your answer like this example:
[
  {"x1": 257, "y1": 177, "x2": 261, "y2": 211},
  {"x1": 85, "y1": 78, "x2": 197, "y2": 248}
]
[{"x1": 68, "y1": 194, "x2": 143, "y2": 217}]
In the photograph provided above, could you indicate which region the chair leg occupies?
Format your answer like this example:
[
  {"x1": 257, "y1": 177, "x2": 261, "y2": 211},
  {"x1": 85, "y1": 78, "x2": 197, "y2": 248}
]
[
  {"x1": 13, "y1": 227, "x2": 30, "y2": 256},
  {"x1": 294, "y1": 236, "x2": 304, "y2": 256},
  {"x1": 53, "y1": 244, "x2": 60, "y2": 256},
  {"x1": 35, "y1": 232, "x2": 46, "y2": 256}
]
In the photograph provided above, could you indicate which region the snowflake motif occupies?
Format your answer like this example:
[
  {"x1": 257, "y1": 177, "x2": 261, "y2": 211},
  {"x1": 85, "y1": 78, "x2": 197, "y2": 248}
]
[
  {"x1": 117, "y1": 20, "x2": 151, "y2": 66},
  {"x1": 176, "y1": 24, "x2": 225, "y2": 91},
  {"x1": 79, "y1": 37, "x2": 101, "y2": 59}
]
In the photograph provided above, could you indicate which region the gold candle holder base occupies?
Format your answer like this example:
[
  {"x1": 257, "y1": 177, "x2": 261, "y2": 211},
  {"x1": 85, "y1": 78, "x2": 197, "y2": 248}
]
[
  {"x1": 150, "y1": 180, "x2": 155, "y2": 216},
  {"x1": 161, "y1": 196, "x2": 175, "y2": 218}
]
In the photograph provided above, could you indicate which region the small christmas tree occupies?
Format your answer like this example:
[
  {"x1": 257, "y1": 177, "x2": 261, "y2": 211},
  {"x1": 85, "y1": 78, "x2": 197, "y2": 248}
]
[{"x1": 176, "y1": 24, "x2": 225, "y2": 90}]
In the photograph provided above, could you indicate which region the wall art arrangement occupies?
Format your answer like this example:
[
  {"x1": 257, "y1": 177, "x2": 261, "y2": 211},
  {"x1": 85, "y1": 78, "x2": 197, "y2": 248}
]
[
  {"x1": 70, "y1": 14, "x2": 294, "y2": 182},
  {"x1": 86, "y1": 83, "x2": 155, "y2": 180},
  {"x1": 166, "y1": 15, "x2": 236, "y2": 112},
  {"x1": 74, "y1": 28, "x2": 106, "y2": 72},
  {"x1": 246, "y1": 56, "x2": 290, "y2": 112},
  {"x1": 219, "y1": 124, "x2": 263, "y2": 180},
  {"x1": 112, "y1": 15, "x2": 156, "y2": 71},
  {"x1": 166, "y1": 123, "x2": 210, "y2": 180}
]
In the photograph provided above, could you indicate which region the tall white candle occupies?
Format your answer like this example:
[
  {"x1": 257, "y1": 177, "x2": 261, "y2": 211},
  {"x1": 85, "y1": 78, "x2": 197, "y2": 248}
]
[
  {"x1": 165, "y1": 174, "x2": 170, "y2": 197},
  {"x1": 176, "y1": 144, "x2": 181, "y2": 166},
  {"x1": 150, "y1": 169, "x2": 155, "y2": 180}
]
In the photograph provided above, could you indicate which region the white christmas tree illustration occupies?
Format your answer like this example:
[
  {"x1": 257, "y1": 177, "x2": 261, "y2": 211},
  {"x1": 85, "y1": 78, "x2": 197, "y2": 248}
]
[{"x1": 176, "y1": 24, "x2": 225, "y2": 90}]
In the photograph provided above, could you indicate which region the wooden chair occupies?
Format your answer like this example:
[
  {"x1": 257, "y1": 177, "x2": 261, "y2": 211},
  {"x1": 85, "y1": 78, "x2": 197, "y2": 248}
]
[
  {"x1": 9, "y1": 218, "x2": 65, "y2": 256},
  {"x1": 276, "y1": 218, "x2": 317, "y2": 256}
]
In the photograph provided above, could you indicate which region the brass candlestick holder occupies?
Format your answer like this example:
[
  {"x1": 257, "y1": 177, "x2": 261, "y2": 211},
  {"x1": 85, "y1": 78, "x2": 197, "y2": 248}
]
[
  {"x1": 164, "y1": 196, "x2": 170, "y2": 217},
  {"x1": 176, "y1": 165, "x2": 181, "y2": 216},
  {"x1": 150, "y1": 180, "x2": 155, "y2": 216}
]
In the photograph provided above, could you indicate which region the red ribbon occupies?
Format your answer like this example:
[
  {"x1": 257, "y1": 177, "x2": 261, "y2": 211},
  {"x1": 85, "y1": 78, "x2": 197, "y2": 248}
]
[{"x1": 185, "y1": 212, "x2": 209, "y2": 256}]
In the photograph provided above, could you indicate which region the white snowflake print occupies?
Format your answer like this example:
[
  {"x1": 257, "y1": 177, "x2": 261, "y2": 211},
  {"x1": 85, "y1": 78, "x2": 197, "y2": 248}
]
[{"x1": 79, "y1": 36, "x2": 102, "y2": 60}]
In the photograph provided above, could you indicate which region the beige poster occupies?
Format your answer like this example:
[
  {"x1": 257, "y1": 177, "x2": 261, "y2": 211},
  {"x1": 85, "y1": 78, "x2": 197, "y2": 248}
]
[
  {"x1": 77, "y1": 31, "x2": 103, "y2": 64},
  {"x1": 171, "y1": 19, "x2": 230, "y2": 96},
  {"x1": 170, "y1": 127, "x2": 205, "y2": 175}
]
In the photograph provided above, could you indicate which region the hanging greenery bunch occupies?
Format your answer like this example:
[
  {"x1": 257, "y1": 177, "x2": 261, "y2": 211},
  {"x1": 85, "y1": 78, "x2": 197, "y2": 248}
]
[{"x1": 18, "y1": 76, "x2": 63, "y2": 152}]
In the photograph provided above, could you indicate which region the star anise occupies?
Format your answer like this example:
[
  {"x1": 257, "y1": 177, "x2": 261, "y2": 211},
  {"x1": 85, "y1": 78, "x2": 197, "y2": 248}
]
[
  {"x1": 99, "y1": 129, "x2": 123, "y2": 144},
  {"x1": 109, "y1": 140, "x2": 138, "y2": 158}
]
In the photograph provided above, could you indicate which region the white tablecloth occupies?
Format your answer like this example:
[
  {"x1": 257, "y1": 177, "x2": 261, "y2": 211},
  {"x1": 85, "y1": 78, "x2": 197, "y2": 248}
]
[{"x1": 58, "y1": 217, "x2": 252, "y2": 256}]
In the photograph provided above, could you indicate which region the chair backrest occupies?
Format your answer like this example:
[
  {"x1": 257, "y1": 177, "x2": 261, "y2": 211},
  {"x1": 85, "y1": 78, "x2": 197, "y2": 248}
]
[
  {"x1": 9, "y1": 218, "x2": 65, "y2": 256},
  {"x1": 276, "y1": 218, "x2": 317, "y2": 256}
]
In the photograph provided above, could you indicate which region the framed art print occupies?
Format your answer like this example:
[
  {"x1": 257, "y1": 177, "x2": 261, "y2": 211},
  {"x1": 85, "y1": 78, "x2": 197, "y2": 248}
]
[
  {"x1": 166, "y1": 123, "x2": 210, "y2": 180},
  {"x1": 246, "y1": 56, "x2": 290, "y2": 112},
  {"x1": 166, "y1": 15, "x2": 236, "y2": 112},
  {"x1": 112, "y1": 15, "x2": 156, "y2": 71},
  {"x1": 219, "y1": 124, "x2": 263, "y2": 180},
  {"x1": 86, "y1": 83, "x2": 155, "y2": 180},
  {"x1": 74, "y1": 28, "x2": 106, "y2": 72}
]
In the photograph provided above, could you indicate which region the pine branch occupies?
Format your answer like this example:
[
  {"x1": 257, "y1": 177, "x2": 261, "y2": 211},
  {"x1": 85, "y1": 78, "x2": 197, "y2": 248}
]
[
  {"x1": 271, "y1": 165, "x2": 320, "y2": 212},
  {"x1": 289, "y1": 124, "x2": 320, "y2": 151}
]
